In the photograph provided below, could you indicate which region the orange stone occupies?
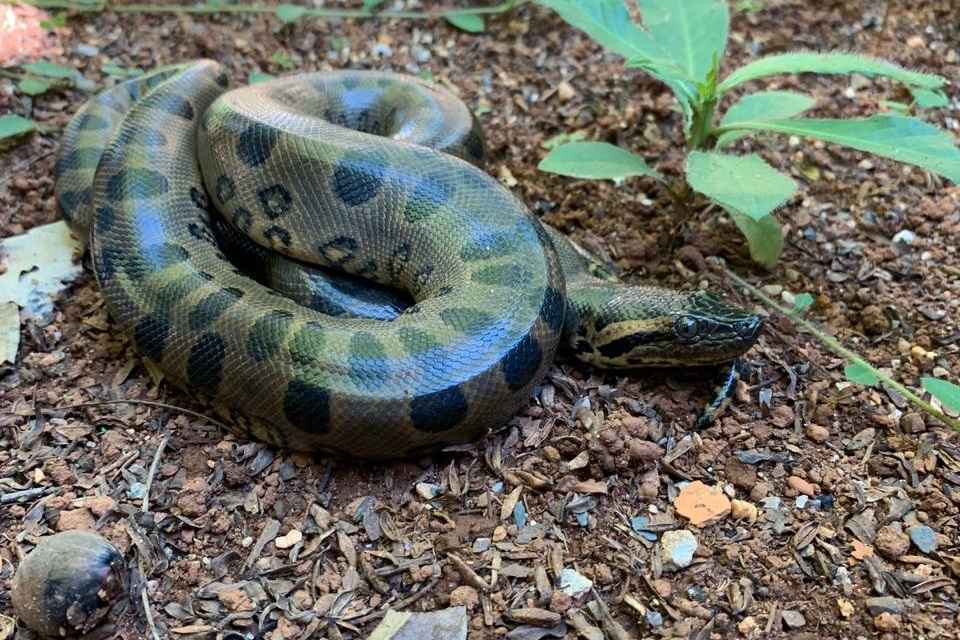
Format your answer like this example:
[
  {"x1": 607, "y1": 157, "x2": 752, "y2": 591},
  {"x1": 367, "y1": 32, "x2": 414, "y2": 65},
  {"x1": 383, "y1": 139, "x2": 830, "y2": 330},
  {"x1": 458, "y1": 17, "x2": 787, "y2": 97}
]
[{"x1": 674, "y1": 481, "x2": 731, "y2": 527}]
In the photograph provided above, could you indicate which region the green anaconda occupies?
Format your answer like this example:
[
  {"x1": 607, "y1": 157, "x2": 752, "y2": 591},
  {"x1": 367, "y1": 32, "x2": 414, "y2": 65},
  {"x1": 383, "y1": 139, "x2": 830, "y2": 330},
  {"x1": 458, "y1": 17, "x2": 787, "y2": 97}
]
[{"x1": 54, "y1": 60, "x2": 762, "y2": 459}]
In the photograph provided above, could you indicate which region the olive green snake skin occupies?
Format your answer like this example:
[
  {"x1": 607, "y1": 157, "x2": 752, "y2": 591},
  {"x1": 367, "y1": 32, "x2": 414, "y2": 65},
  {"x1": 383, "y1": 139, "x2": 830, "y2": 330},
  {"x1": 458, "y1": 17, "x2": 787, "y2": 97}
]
[{"x1": 55, "y1": 60, "x2": 762, "y2": 459}]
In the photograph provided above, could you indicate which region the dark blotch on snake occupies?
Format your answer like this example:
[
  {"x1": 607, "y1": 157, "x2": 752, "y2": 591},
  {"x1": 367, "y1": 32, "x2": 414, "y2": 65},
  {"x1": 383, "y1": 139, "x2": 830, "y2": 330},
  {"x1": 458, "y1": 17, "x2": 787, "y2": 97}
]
[
  {"x1": 320, "y1": 236, "x2": 359, "y2": 265},
  {"x1": 57, "y1": 147, "x2": 102, "y2": 172},
  {"x1": 500, "y1": 333, "x2": 543, "y2": 391},
  {"x1": 78, "y1": 113, "x2": 110, "y2": 131},
  {"x1": 190, "y1": 186, "x2": 209, "y2": 210},
  {"x1": 264, "y1": 225, "x2": 292, "y2": 248},
  {"x1": 94, "y1": 206, "x2": 115, "y2": 235},
  {"x1": 257, "y1": 184, "x2": 292, "y2": 219},
  {"x1": 472, "y1": 263, "x2": 530, "y2": 286},
  {"x1": 440, "y1": 307, "x2": 495, "y2": 335},
  {"x1": 410, "y1": 385, "x2": 469, "y2": 433},
  {"x1": 284, "y1": 379, "x2": 330, "y2": 433},
  {"x1": 133, "y1": 315, "x2": 170, "y2": 362},
  {"x1": 232, "y1": 207, "x2": 253, "y2": 233},
  {"x1": 463, "y1": 124, "x2": 485, "y2": 164},
  {"x1": 332, "y1": 151, "x2": 387, "y2": 206},
  {"x1": 188, "y1": 222, "x2": 218, "y2": 245},
  {"x1": 388, "y1": 242, "x2": 411, "y2": 279},
  {"x1": 189, "y1": 287, "x2": 244, "y2": 330},
  {"x1": 539, "y1": 286, "x2": 565, "y2": 334},
  {"x1": 153, "y1": 93, "x2": 195, "y2": 120},
  {"x1": 216, "y1": 71, "x2": 229, "y2": 88},
  {"x1": 288, "y1": 321, "x2": 325, "y2": 365},
  {"x1": 216, "y1": 175, "x2": 236, "y2": 203},
  {"x1": 106, "y1": 168, "x2": 169, "y2": 200},
  {"x1": 237, "y1": 126, "x2": 281, "y2": 168},
  {"x1": 402, "y1": 172, "x2": 454, "y2": 223},
  {"x1": 187, "y1": 332, "x2": 226, "y2": 390},
  {"x1": 247, "y1": 309, "x2": 295, "y2": 362}
]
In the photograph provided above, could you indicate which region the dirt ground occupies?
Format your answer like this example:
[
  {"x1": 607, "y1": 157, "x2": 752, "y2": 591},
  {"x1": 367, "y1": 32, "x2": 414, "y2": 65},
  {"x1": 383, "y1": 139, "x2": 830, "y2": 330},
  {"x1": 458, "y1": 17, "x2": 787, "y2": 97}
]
[{"x1": 2, "y1": 0, "x2": 960, "y2": 638}]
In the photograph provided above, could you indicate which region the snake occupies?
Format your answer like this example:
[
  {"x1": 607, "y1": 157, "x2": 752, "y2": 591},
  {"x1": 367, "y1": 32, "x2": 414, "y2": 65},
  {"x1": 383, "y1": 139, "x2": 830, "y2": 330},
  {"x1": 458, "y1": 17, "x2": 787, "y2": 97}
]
[{"x1": 54, "y1": 59, "x2": 762, "y2": 459}]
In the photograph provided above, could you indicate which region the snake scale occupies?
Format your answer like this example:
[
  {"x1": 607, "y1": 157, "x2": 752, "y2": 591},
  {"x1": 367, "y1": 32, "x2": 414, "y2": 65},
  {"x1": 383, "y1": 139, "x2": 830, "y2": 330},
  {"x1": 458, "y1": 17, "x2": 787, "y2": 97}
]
[{"x1": 54, "y1": 60, "x2": 762, "y2": 459}]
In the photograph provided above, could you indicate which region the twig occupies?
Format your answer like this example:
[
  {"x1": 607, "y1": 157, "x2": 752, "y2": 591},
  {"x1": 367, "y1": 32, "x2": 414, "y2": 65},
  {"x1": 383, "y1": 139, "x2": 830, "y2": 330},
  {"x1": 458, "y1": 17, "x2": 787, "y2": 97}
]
[
  {"x1": 8, "y1": 0, "x2": 525, "y2": 20},
  {"x1": 715, "y1": 260, "x2": 960, "y2": 431},
  {"x1": 0, "y1": 486, "x2": 56, "y2": 504},
  {"x1": 346, "y1": 575, "x2": 443, "y2": 626},
  {"x1": 140, "y1": 586, "x2": 162, "y2": 640},
  {"x1": 53, "y1": 399, "x2": 231, "y2": 430},
  {"x1": 141, "y1": 434, "x2": 169, "y2": 513}
]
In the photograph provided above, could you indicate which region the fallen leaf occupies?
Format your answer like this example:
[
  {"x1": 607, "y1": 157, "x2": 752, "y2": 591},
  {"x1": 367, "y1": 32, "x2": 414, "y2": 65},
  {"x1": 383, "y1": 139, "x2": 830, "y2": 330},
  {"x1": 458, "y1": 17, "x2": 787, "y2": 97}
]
[{"x1": 368, "y1": 606, "x2": 467, "y2": 640}]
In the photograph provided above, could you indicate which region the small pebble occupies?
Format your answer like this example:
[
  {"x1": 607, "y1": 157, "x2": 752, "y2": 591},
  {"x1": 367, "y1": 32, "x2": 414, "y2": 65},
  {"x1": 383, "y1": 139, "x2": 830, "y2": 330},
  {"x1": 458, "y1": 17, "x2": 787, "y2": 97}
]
[
  {"x1": 472, "y1": 537, "x2": 491, "y2": 553},
  {"x1": 275, "y1": 529, "x2": 302, "y2": 550},
  {"x1": 761, "y1": 496, "x2": 781, "y2": 510},
  {"x1": 411, "y1": 45, "x2": 431, "y2": 63},
  {"x1": 795, "y1": 495, "x2": 809, "y2": 509},
  {"x1": 805, "y1": 424, "x2": 830, "y2": 443},
  {"x1": 74, "y1": 44, "x2": 100, "y2": 57},
  {"x1": 907, "y1": 524, "x2": 938, "y2": 553},
  {"x1": 371, "y1": 43, "x2": 393, "y2": 58},
  {"x1": 645, "y1": 610, "x2": 663, "y2": 627},
  {"x1": 865, "y1": 596, "x2": 907, "y2": 616},
  {"x1": 661, "y1": 529, "x2": 698, "y2": 569},
  {"x1": 782, "y1": 610, "x2": 805, "y2": 629},
  {"x1": 892, "y1": 229, "x2": 916, "y2": 245},
  {"x1": 416, "y1": 482, "x2": 442, "y2": 499},
  {"x1": 558, "y1": 568, "x2": 592, "y2": 598}
]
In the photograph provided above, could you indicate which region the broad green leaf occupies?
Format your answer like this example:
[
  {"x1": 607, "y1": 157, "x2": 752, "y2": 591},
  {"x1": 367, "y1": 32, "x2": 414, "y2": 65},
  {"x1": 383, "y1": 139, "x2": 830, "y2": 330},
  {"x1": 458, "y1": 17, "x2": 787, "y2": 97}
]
[
  {"x1": 275, "y1": 3, "x2": 307, "y2": 23},
  {"x1": 444, "y1": 13, "x2": 485, "y2": 33},
  {"x1": 716, "y1": 115, "x2": 960, "y2": 184},
  {"x1": 538, "y1": 141, "x2": 661, "y2": 180},
  {"x1": 790, "y1": 292, "x2": 814, "y2": 315},
  {"x1": 17, "y1": 78, "x2": 50, "y2": 96},
  {"x1": 912, "y1": 88, "x2": 949, "y2": 108},
  {"x1": 686, "y1": 151, "x2": 796, "y2": 221},
  {"x1": 21, "y1": 61, "x2": 76, "y2": 79},
  {"x1": 541, "y1": 130, "x2": 588, "y2": 150},
  {"x1": 845, "y1": 362, "x2": 879, "y2": 386},
  {"x1": 538, "y1": 0, "x2": 695, "y2": 126},
  {"x1": 248, "y1": 70, "x2": 275, "y2": 84},
  {"x1": 727, "y1": 210, "x2": 782, "y2": 268},
  {"x1": 922, "y1": 377, "x2": 960, "y2": 412},
  {"x1": 718, "y1": 51, "x2": 945, "y2": 94},
  {"x1": 0, "y1": 115, "x2": 38, "y2": 141},
  {"x1": 717, "y1": 90, "x2": 815, "y2": 147},
  {"x1": 636, "y1": 0, "x2": 729, "y2": 85}
]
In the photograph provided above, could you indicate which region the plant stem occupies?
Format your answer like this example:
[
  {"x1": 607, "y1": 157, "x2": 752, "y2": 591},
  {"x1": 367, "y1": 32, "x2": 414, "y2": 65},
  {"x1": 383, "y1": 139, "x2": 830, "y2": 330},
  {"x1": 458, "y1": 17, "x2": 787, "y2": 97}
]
[
  {"x1": 689, "y1": 96, "x2": 717, "y2": 151},
  {"x1": 716, "y1": 260, "x2": 960, "y2": 431},
  {"x1": 6, "y1": 0, "x2": 525, "y2": 19}
]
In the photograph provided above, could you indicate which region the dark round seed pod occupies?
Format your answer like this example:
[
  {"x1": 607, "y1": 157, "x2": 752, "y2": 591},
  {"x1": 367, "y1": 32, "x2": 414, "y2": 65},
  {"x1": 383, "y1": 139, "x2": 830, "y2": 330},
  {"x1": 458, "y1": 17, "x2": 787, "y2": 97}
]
[{"x1": 11, "y1": 530, "x2": 126, "y2": 637}]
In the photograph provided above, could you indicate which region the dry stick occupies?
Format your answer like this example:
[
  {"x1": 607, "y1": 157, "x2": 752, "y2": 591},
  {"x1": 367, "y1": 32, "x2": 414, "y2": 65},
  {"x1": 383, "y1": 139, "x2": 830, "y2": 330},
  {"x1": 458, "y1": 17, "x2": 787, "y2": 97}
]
[
  {"x1": 141, "y1": 434, "x2": 169, "y2": 513},
  {"x1": 53, "y1": 399, "x2": 231, "y2": 430},
  {"x1": 716, "y1": 260, "x2": 960, "y2": 431},
  {"x1": 14, "y1": 0, "x2": 525, "y2": 19},
  {"x1": 140, "y1": 586, "x2": 162, "y2": 640}
]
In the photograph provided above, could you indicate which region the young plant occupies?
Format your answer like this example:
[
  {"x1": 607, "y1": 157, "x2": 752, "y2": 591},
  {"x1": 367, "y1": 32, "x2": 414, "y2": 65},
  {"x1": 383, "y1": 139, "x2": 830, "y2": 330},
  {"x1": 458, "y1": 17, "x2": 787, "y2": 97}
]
[{"x1": 536, "y1": 0, "x2": 957, "y2": 268}]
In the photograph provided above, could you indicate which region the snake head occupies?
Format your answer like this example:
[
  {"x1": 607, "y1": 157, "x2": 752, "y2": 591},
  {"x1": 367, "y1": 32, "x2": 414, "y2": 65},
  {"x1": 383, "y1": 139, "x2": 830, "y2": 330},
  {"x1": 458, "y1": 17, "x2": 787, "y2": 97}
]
[{"x1": 569, "y1": 286, "x2": 762, "y2": 369}]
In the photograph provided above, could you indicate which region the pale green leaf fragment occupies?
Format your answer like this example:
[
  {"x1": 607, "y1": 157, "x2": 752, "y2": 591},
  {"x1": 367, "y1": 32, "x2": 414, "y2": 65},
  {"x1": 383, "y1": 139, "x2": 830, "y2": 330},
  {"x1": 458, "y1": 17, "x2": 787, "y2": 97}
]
[
  {"x1": 538, "y1": 142, "x2": 661, "y2": 181},
  {"x1": 444, "y1": 13, "x2": 484, "y2": 33},
  {"x1": 275, "y1": 3, "x2": 307, "y2": 23},
  {"x1": 636, "y1": 0, "x2": 729, "y2": 84},
  {"x1": 879, "y1": 100, "x2": 911, "y2": 115},
  {"x1": 540, "y1": 130, "x2": 588, "y2": 150},
  {"x1": 362, "y1": 0, "x2": 386, "y2": 10},
  {"x1": 719, "y1": 115, "x2": 960, "y2": 184},
  {"x1": 21, "y1": 61, "x2": 77, "y2": 79},
  {"x1": 922, "y1": 377, "x2": 960, "y2": 413},
  {"x1": 17, "y1": 78, "x2": 50, "y2": 96},
  {"x1": 911, "y1": 88, "x2": 949, "y2": 108},
  {"x1": 845, "y1": 362, "x2": 879, "y2": 386},
  {"x1": 790, "y1": 292, "x2": 814, "y2": 315},
  {"x1": 0, "y1": 115, "x2": 37, "y2": 141},
  {"x1": 727, "y1": 209, "x2": 783, "y2": 268},
  {"x1": 717, "y1": 90, "x2": 815, "y2": 147},
  {"x1": 718, "y1": 51, "x2": 945, "y2": 93},
  {"x1": 248, "y1": 71, "x2": 275, "y2": 84},
  {"x1": 687, "y1": 151, "x2": 796, "y2": 221}
]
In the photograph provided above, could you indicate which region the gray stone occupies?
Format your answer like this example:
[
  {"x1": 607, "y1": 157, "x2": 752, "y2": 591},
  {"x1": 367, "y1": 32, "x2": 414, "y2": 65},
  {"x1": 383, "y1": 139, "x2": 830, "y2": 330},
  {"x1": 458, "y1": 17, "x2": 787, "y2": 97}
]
[
  {"x1": 908, "y1": 525, "x2": 937, "y2": 553},
  {"x1": 661, "y1": 529, "x2": 697, "y2": 569}
]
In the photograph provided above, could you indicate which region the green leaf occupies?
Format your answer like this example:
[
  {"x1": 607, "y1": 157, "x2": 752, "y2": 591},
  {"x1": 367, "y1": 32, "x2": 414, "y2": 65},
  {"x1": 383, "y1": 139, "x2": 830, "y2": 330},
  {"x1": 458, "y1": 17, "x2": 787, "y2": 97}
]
[
  {"x1": 362, "y1": 0, "x2": 386, "y2": 10},
  {"x1": 538, "y1": 141, "x2": 662, "y2": 180},
  {"x1": 270, "y1": 50, "x2": 296, "y2": 69},
  {"x1": 275, "y1": 3, "x2": 307, "y2": 23},
  {"x1": 717, "y1": 90, "x2": 816, "y2": 147},
  {"x1": 727, "y1": 210, "x2": 783, "y2": 268},
  {"x1": 790, "y1": 292, "x2": 814, "y2": 315},
  {"x1": 686, "y1": 151, "x2": 796, "y2": 221},
  {"x1": 718, "y1": 51, "x2": 945, "y2": 94},
  {"x1": 444, "y1": 13, "x2": 485, "y2": 33},
  {"x1": 716, "y1": 114, "x2": 960, "y2": 184},
  {"x1": 538, "y1": 0, "x2": 696, "y2": 126},
  {"x1": 21, "y1": 61, "x2": 77, "y2": 79},
  {"x1": 845, "y1": 362, "x2": 879, "y2": 386},
  {"x1": 912, "y1": 88, "x2": 949, "y2": 108},
  {"x1": 17, "y1": 78, "x2": 50, "y2": 96},
  {"x1": 0, "y1": 115, "x2": 38, "y2": 141},
  {"x1": 102, "y1": 62, "x2": 144, "y2": 78},
  {"x1": 541, "y1": 130, "x2": 589, "y2": 150},
  {"x1": 39, "y1": 11, "x2": 67, "y2": 29},
  {"x1": 922, "y1": 377, "x2": 960, "y2": 413},
  {"x1": 248, "y1": 70, "x2": 275, "y2": 84},
  {"x1": 636, "y1": 0, "x2": 729, "y2": 85}
]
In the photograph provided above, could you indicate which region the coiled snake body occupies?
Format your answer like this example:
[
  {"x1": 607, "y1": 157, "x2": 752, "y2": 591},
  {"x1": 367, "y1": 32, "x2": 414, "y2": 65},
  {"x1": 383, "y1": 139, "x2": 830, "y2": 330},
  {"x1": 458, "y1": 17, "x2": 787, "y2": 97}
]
[{"x1": 55, "y1": 60, "x2": 762, "y2": 459}]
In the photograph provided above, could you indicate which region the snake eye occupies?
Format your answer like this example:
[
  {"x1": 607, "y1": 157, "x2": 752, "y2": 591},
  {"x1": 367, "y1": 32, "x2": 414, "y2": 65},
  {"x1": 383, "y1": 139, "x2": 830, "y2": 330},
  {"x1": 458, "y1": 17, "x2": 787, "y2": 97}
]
[{"x1": 674, "y1": 316, "x2": 701, "y2": 342}]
